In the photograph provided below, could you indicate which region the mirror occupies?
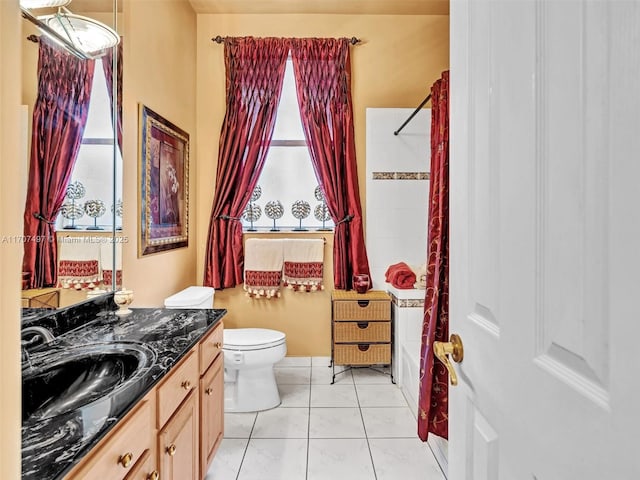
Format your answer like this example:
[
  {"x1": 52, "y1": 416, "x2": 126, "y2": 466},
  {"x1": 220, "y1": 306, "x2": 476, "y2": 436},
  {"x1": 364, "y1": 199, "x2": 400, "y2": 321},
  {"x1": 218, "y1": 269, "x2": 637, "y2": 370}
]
[{"x1": 20, "y1": 0, "x2": 122, "y2": 312}]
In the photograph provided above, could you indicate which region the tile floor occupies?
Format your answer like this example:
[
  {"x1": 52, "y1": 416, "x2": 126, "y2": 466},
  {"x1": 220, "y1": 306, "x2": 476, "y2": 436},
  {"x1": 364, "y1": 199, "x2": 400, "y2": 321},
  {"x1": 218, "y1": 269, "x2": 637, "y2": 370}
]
[{"x1": 205, "y1": 357, "x2": 446, "y2": 480}]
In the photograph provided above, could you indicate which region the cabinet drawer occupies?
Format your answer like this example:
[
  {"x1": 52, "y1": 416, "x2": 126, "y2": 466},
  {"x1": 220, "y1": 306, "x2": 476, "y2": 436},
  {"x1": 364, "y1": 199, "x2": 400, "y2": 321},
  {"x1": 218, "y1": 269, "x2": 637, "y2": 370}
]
[
  {"x1": 199, "y1": 322, "x2": 224, "y2": 376},
  {"x1": 69, "y1": 397, "x2": 154, "y2": 480},
  {"x1": 333, "y1": 300, "x2": 390, "y2": 321},
  {"x1": 334, "y1": 343, "x2": 391, "y2": 366},
  {"x1": 334, "y1": 321, "x2": 390, "y2": 343},
  {"x1": 157, "y1": 348, "x2": 199, "y2": 428}
]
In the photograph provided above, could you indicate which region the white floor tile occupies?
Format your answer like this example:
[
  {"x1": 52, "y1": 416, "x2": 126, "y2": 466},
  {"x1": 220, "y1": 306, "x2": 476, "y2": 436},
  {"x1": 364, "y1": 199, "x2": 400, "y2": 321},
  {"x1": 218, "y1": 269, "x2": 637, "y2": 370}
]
[
  {"x1": 278, "y1": 384, "x2": 311, "y2": 408},
  {"x1": 311, "y1": 356, "x2": 332, "y2": 367},
  {"x1": 307, "y1": 439, "x2": 376, "y2": 480},
  {"x1": 205, "y1": 438, "x2": 248, "y2": 480},
  {"x1": 310, "y1": 384, "x2": 358, "y2": 407},
  {"x1": 251, "y1": 407, "x2": 309, "y2": 438},
  {"x1": 309, "y1": 407, "x2": 366, "y2": 438},
  {"x1": 274, "y1": 366, "x2": 311, "y2": 384},
  {"x1": 224, "y1": 412, "x2": 257, "y2": 438},
  {"x1": 277, "y1": 356, "x2": 312, "y2": 367},
  {"x1": 361, "y1": 407, "x2": 418, "y2": 438},
  {"x1": 352, "y1": 367, "x2": 393, "y2": 384},
  {"x1": 311, "y1": 366, "x2": 353, "y2": 385},
  {"x1": 356, "y1": 384, "x2": 408, "y2": 407},
  {"x1": 238, "y1": 438, "x2": 307, "y2": 480},
  {"x1": 369, "y1": 438, "x2": 446, "y2": 480}
]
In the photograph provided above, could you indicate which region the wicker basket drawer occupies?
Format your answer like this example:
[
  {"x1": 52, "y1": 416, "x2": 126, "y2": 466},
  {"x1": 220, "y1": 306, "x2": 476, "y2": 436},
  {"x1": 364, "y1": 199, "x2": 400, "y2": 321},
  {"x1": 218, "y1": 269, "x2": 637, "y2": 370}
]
[
  {"x1": 334, "y1": 343, "x2": 391, "y2": 366},
  {"x1": 333, "y1": 300, "x2": 390, "y2": 321},
  {"x1": 334, "y1": 321, "x2": 391, "y2": 343}
]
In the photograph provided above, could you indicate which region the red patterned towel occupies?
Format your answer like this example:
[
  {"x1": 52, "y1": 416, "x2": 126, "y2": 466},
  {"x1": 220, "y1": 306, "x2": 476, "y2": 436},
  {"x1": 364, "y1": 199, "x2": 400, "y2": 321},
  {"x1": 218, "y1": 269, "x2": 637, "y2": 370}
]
[
  {"x1": 243, "y1": 239, "x2": 284, "y2": 299},
  {"x1": 283, "y1": 239, "x2": 325, "y2": 292},
  {"x1": 385, "y1": 262, "x2": 417, "y2": 289}
]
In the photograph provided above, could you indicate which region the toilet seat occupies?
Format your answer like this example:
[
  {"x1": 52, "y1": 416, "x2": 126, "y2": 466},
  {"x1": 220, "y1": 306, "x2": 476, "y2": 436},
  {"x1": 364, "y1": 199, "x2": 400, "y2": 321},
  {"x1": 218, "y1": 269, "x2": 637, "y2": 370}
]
[{"x1": 223, "y1": 328, "x2": 286, "y2": 351}]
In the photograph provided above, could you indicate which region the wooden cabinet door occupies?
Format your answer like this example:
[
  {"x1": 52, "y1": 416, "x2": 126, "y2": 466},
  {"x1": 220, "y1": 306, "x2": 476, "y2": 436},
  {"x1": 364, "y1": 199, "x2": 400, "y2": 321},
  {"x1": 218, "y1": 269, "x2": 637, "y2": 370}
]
[
  {"x1": 123, "y1": 449, "x2": 158, "y2": 480},
  {"x1": 158, "y1": 391, "x2": 198, "y2": 480},
  {"x1": 200, "y1": 353, "x2": 224, "y2": 478}
]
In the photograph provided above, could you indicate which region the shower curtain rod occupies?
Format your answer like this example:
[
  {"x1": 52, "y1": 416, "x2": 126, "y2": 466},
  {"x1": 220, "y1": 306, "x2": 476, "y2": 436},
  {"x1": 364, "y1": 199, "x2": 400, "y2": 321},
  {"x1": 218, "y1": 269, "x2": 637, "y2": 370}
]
[
  {"x1": 393, "y1": 92, "x2": 431, "y2": 136},
  {"x1": 211, "y1": 35, "x2": 362, "y2": 45}
]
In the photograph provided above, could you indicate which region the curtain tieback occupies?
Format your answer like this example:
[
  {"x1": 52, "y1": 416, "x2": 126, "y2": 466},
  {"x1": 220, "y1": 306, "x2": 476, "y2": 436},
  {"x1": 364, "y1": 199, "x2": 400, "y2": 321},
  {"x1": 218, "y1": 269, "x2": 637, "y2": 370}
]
[
  {"x1": 217, "y1": 214, "x2": 242, "y2": 221},
  {"x1": 335, "y1": 214, "x2": 354, "y2": 225},
  {"x1": 33, "y1": 212, "x2": 55, "y2": 224}
]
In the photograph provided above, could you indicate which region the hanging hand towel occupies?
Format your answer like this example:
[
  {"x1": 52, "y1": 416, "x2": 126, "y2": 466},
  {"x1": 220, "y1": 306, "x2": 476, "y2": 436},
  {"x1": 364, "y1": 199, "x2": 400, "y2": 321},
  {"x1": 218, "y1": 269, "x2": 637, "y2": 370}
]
[
  {"x1": 244, "y1": 238, "x2": 284, "y2": 299},
  {"x1": 57, "y1": 236, "x2": 101, "y2": 290},
  {"x1": 100, "y1": 241, "x2": 123, "y2": 289},
  {"x1": 283, "y1": 238, "x2": 325, "y2": 292}
]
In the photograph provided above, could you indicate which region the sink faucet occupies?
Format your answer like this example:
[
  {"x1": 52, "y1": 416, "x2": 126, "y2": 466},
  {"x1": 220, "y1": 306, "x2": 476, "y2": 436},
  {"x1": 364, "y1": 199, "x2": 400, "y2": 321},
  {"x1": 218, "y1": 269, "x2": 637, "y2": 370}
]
[{"x1": 21, "y1": 325, "x2": 56, "y2": 345}]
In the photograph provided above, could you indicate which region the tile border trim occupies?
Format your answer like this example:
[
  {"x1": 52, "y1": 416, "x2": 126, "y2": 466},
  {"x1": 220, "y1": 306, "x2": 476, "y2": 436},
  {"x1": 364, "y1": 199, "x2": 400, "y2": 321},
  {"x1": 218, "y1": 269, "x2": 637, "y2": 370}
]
[{"x1": 372, "y1": 172, "x2": 430, "y2": 181}]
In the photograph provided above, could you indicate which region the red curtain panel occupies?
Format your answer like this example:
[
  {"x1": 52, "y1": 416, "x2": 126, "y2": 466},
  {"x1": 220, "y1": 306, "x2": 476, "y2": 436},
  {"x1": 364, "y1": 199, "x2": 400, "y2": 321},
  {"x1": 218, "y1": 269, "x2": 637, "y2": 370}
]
[
  {"x1": 290, "y1": 38, "x2": 371, "y2": 290},
  {"x1": 203, "y1": 37, "x2": 289, "y2": 288},
  {"x1": 22, "y1": 38, "x2": 95, "y2": 289},
  {"x1": 102, "y1": 40, "x2": 123, "y2": 152},
  {"x1": 418, "y1": 71, "x2": 450, "y2": 441}
]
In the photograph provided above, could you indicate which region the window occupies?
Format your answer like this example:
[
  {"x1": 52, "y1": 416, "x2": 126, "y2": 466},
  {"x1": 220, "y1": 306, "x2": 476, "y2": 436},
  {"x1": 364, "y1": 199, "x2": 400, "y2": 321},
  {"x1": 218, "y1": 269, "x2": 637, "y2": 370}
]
[
  {"x1": 57, "y1": 60, "x2": 123, "y2": 231},
  {"x1": 240, "y1": 60, "x2": 334, "y2": 232}
]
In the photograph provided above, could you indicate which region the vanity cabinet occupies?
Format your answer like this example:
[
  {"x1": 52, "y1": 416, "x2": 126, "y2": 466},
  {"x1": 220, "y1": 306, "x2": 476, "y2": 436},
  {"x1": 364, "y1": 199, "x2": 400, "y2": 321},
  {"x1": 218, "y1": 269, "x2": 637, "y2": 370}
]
[
  {"x1": 64, "y1": 320, "x2": 224, "y2": 480},
  {"x1": 331, "y1": 290, "x2": 393, "y2": 382}
]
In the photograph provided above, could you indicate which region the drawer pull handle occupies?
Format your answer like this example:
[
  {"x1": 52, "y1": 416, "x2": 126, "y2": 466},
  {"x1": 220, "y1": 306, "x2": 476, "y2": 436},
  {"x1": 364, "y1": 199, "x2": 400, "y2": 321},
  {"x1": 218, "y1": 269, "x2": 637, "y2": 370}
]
[
  {"x1": 147, "y1": 472, "x2": 160, "y2": 480},
  {"x1": 213, "y1": 342, "x2": 223, "y2": 348},
  {"x1": 119, "y1": 452, "x2": 133, "y2": 468},
  {"x1": 206, "y1": 387, "x2": 214, "y2": 396},
  {"x1": 357, "y1": 300, "x2": 370, "y2": 307},
  {"x1": 166, "y1": 444, "x2": 177, "y2": 456},
  {"x1": 357, "y1": 344, "x2": 370, "y2": 352},
  {"x1": 181, "y1": 380, "x2": 192, "y2": 390},
  {"x1": 356, "y1": 322, "x2": 369, "y2": 329}
]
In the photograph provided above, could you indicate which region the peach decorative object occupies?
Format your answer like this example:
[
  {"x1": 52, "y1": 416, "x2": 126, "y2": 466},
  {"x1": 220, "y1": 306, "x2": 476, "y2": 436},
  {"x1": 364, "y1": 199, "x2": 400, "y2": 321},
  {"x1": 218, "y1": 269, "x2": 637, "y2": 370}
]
[{"x1": 113, "y1": 288, "x2": 134, "y2": 315}]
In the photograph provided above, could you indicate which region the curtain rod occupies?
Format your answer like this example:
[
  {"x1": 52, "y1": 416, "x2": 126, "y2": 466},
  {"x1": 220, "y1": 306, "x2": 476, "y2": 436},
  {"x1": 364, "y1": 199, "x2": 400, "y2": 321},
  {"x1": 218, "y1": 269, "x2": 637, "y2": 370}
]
[
  {"x1": 211, "y1": 35, "x2": 362, "y2": 45},
  {"x1": 393, "y1": 93, "x2": 431, "y2": 136}
]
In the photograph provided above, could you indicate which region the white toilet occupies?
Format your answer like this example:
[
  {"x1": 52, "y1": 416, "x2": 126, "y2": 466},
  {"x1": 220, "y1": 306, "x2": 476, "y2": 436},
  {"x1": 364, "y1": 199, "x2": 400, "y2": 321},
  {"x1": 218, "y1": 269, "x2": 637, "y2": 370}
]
[{"x1": 163, "y1": 286, "x2": 287, "y2": 413}]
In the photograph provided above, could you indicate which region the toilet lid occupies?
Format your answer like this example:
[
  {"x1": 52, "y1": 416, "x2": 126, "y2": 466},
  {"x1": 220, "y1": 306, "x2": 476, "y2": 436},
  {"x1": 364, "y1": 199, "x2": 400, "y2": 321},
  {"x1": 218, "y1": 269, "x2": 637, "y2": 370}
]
[{"x1": 223, "y1": 328, "x2": 286, "y2": 350}]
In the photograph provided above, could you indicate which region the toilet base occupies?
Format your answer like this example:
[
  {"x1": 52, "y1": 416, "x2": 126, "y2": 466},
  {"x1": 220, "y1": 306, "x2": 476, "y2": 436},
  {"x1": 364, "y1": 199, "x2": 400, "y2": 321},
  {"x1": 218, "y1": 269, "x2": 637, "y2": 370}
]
[{"x1": 224, "y1": 365, "x2": 281, "y2": 413}]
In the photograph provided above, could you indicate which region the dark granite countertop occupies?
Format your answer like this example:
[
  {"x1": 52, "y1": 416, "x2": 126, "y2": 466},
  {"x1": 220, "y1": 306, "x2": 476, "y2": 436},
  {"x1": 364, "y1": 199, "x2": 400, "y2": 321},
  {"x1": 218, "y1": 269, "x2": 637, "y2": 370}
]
[{"x1": 22, "y1": 306, "x2": 226, "y2": 480}]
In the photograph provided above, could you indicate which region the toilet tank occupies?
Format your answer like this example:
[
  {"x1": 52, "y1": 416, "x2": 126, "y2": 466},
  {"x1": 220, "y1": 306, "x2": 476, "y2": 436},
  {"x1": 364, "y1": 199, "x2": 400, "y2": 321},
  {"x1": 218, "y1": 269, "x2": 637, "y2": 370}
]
[{"x1": 164, "y1": 286, "x2": 215, "y2": 309}]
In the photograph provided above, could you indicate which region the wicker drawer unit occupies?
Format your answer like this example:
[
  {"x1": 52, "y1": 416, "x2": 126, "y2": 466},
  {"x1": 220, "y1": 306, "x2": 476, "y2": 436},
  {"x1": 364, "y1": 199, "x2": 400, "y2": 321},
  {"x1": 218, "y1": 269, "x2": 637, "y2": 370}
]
[{"x1": 331, "y1": 290, "x2": 393, "y2": 383}]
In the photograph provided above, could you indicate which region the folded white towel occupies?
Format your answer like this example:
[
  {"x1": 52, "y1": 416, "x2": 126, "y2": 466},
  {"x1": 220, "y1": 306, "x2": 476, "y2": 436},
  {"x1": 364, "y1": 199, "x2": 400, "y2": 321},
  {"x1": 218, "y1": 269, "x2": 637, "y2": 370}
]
[
  {"x1": 243, "y1": 238, "x2": 284, "y2": 299},
  {"x1": 283, "y1": 238, "x2": 324, "y2": 292}
]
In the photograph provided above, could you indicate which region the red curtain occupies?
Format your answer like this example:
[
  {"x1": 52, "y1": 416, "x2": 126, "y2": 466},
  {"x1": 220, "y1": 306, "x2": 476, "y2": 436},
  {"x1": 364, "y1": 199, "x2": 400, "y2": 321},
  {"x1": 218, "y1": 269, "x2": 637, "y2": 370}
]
[
  {"x1": 418, "y1": 71, "x2": 450, "y2": 440},
  {"x1": 290, "y1": 38, "x2": 370, "y2": 290},
  {"x1": 22, "y1": 38, "x2": 95, "y2": 289},
  {"x1": 203, "y1": 37, "x2": 289, "y2": 288},
  {"x1": 102, "y1": 41, "x2": 123, "y2": 152}
]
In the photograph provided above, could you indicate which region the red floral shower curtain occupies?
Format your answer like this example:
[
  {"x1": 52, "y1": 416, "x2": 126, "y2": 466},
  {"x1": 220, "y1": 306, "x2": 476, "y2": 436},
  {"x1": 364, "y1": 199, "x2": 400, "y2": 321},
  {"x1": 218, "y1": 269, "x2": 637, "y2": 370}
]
[
  {"x1": 418, "y1": 71, "x2": 450, "y2": 440},
  {"x1": 290, "y1": 38, "x2": 370, "y2": 290},
  {"x1": 22, "y1": 38, "x2": 95, "y2": 289},
  {"x1": 203, "y1": 37, "x2": 289, "y2": 288}
]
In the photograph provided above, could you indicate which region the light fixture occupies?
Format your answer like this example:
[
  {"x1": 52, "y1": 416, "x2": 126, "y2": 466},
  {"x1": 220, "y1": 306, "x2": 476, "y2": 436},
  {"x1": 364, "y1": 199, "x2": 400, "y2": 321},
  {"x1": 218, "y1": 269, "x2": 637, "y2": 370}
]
[
  {"x1": 21, "y1": 4, "x2": 119, "y2": 60},
  {"x1": 19, "y1": 0, "x2": 71, "y2": 9}
]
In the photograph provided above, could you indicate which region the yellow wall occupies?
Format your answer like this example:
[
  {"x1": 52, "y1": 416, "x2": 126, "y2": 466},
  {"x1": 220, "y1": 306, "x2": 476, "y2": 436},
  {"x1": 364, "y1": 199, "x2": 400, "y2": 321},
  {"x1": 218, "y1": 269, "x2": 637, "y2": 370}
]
[
  {"x1": 1, "y1": 0, "x2": 24, "y2": 477},
  {"x1": 195, "y1": 14, "x2": 449, "y2": 355},
  {"x1": 122, "y1": 0, "x2": 199, "y2": 306}
]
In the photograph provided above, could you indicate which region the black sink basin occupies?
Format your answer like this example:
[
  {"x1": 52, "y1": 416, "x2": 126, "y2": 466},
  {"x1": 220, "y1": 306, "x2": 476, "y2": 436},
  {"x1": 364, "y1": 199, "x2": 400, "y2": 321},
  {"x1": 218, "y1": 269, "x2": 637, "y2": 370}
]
[{"x1": 23, "y1": 342, "x2": 156, "y2": 421}]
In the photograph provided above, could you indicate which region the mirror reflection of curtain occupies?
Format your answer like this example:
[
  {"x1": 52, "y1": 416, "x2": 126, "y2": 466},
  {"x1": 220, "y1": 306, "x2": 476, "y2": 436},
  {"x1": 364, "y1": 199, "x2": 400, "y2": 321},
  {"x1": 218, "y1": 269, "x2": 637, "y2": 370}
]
[
  {"x1": 101, "y1": 40, "x2": 122, "y2": 152},
  {"x1": 22, "y1": 37, "x2": 95, "y2": 289}
]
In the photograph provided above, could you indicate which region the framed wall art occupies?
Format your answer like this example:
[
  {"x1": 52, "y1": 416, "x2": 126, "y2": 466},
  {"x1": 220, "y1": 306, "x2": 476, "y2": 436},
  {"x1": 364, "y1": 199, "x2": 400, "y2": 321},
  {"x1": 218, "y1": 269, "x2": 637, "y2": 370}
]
[{"x1": 138, "y1": 104, "x2": 189, "y2": 256}]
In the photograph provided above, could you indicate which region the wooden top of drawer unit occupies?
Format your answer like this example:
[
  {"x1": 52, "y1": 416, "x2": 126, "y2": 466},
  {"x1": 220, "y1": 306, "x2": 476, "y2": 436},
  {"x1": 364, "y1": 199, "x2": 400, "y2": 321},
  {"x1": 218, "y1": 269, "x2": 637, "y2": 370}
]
[
  {"x1": 157, "y1": 347, "x2": 199, "y2": 428},
  {"x1": 332, "y1": 290, "x2": 391, "y2": 301}
]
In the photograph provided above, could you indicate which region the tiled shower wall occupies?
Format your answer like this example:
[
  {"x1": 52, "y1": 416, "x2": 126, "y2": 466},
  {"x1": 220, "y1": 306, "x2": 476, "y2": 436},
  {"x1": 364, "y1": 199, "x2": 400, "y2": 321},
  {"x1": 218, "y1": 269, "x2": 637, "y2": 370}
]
[{"x1": 365, "y1": 108, "x2": 431, "y2": 290}]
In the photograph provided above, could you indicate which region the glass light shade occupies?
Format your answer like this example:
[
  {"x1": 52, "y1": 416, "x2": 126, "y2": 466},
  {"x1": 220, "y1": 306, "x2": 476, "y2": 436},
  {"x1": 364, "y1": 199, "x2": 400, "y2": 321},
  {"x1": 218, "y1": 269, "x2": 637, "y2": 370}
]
[
  {"x1": 20, "y1": 0, "x2": 70, "y2": 8},
  {"x1": 40, "y1": 12, "x2": 120, "y2": 58}
]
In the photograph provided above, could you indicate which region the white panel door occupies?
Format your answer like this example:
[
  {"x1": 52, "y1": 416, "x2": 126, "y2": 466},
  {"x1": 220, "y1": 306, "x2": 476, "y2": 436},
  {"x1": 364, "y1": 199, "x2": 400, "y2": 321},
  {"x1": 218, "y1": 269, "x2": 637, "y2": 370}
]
[{"x1": 449, "y1": 1, "x2": 640, "y2": 479}]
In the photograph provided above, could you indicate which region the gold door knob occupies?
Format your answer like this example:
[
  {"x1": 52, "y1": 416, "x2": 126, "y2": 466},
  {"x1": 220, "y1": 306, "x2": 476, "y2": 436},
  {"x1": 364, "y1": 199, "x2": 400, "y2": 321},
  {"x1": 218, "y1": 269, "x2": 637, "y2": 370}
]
[
  {"x1": 118, "y1": 452, "x2": 133, "y2": 468},
  {"x1": 147, "y1": 471, "x2": 159, "y2": 480},
  {"x1": 166, "y1": 443, "x2": 177, "y2": 456},
  {"x1": 205, "y1": 387, "x2": 213, "y2": 396},
  {"x1": 181, "y1": 380, "x2": 192, "y2": 390},
  {"x1": 433, "y1": 333, "x2": 464, "y2": 386},
  {"x1": 213, "y1": 342, "x2": 223, "y2": 348}
]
